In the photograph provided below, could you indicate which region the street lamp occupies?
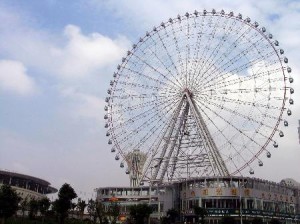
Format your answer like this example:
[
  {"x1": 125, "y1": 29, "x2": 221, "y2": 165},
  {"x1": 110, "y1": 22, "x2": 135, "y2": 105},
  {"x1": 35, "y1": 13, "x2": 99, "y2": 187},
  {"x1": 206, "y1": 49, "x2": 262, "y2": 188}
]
[{"x1": 239, "y1": 181, "x2": 244, "y2": 224}]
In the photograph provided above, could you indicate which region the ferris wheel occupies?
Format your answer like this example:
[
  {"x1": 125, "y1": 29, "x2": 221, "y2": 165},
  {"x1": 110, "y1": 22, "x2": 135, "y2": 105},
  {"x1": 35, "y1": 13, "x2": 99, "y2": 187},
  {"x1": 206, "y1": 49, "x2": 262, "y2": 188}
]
[{"x1": 104, "y1": 9, "x2": 294, "y2": 186}]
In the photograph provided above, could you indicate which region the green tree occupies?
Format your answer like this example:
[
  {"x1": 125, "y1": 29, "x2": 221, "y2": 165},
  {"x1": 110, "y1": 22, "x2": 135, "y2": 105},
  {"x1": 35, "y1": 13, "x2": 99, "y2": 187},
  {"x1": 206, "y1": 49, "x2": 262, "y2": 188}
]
[
  {"x1": 95, "y1": 200, "x2": 106, "y2": 224},
  {"x1": 220, "y1": 216, "x2": 235, "y2": 224},
  {"x1": 166, "y1": 208, "x2": 179, "y2": 223},
  {"x1": 77, "y1": 198, "x2": 87, "y2": 220},
  {"x1": 39, "y1": 197, "x2": 51, "y2": 224},
  {"x1": 270, "y1": 218, "x2": 281, "y2": 224},
  {"x1": 0, "y1": 185, "x2": 20, "y2": 224},
  {"x1": 108, "y1": 201, "x2": 120, "y2": 224},
  {"x1": 29, "y1": 198, "x2": 39, "y2": 219},
  {"x1": 53, "y1": 183, "x2": 77, "y2": 224},
  {"x1": 20, "y1": 197, "x2": 29, "y2": 219},
  {"x1": 129, "y1": 204, "x2": 153, "y2": 224},
  {"x1": 193, "y1": 206, "x2": 207, "y2": 224},
  {"x1": 87, "y1": 199, "x2": 97, "y2": 223},
  {"x1": 252, "y1": 217, "x2": 264, "y2": 224}
]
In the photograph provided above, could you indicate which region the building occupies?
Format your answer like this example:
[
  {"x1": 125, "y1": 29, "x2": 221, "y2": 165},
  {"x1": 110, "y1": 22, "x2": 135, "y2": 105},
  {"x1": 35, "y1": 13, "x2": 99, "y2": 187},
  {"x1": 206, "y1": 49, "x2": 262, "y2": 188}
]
[
  {"x1": 96, "y1": 176, "x2": 300, "y2": 224},
  {"x1": 0, "y1": 170, "x2": 57, "y2": 201}
]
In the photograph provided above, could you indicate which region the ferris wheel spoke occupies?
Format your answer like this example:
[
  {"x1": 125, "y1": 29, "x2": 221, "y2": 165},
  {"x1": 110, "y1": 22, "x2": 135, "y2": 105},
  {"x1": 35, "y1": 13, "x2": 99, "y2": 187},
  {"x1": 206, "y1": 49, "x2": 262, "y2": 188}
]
[
  {"x1": 196, "y1": 30, "x2": 269, "y2": 87},
  {"x1": 190, "y1": 16, "x2": 236, "y2": 85},
  {"x1": 122, "y1": 67, "x2": 172, "y2": 88},
  {"x1": 139, "y1": 41, "x2": 183, "y2": 88},
  {"x1": 190, "y1": 15, "x2": 225, "y2": 85},
  {"x1": 150, "y1": 29, "x2": 182, "y2": 83},
  {"x1": 192, "y1": 20, "x2": 253, "y2": 85},
  {"x1": 197, "y1": 93, "x2": 283, "y2": 111},
  {"x1": 200, "y1": 67, "x2": 283, "y2": 92},
  {"x1": 198, "y1": 40, "x2": 273, "y2": 88},
  {"x1": 198, "y1": 102, "x2": 266, "y2": 170},
  {"x1": 169, "y1": 22, "x2": 188, "y2": 84},
  {"x1": 111, "y1": 96, "x2": 179, "y2": 133},
  {"x1": 195, "y1": 99, "x2": 264, "y2": 149},
  {"x1": 130, "y1": 52, "x2": 182, "y2": 89},
  {"x1": 198, "y1": 97, "x2": 277, "y2": 131}
]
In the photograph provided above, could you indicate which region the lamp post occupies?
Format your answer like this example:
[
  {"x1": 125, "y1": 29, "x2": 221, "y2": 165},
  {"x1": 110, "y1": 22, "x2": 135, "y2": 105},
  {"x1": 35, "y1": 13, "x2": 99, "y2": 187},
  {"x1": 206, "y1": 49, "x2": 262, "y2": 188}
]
[{"x1": 240, "y1": 182, "x2": 244, "y2": 224}]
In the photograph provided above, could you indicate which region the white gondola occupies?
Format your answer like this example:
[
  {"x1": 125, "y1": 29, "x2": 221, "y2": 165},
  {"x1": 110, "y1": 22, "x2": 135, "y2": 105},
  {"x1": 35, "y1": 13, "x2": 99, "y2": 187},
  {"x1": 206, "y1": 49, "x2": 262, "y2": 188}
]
[
  {"x1": 106, "y1": 131, "x2": 110, "y2": 136},
  {"x1": 104, "y1": 106, "x2": 108, "y2": 111},
  {"x1": 261, "y1": 27, "x2": 266, "y2": 32},
  {"x1": 110, "y1": 80, "x2": 114, "y2": 86},
  {"x1": 273, "y1": 142, "x2": 278, "y2": 148},
  {"x1": 105, "y1": 123, "x2": 109, "y2": 128},
  {"x1": 284, "y1": 120, "x2": 288, "y2": 127},
  {"x1": 284, "y1": 57, "x2": 288, "y2": 63},
  {"x1": 249, "y1": 169, "x2": 254, "y2": 175},
  {"x1": 267, "y1": 151, "x2": 271, "y2": 158},
  {"x1": 289, "y1": 99, "x2": 294, "y2": 105},
  {"x1": 287, "y1": 67, "x2": 292, "y2": 73},
  {"x1": 113, "y1": 72, "x2": 117, "y2": 78},
  {"x1": 104, "y1": 114, "x2": 108, "y2": 119},
  {"x1": 289, "y1": 77, "x2": 294, "y2": 83},
  {"x1": 287, "y1": 109, "x2": 292, "y2": 116},
  {"x1": 290, "y1": 88, "x2": 294, "y2": 94},
  {"x1": 258, "y1": 160, "x2": 263, "y2": 166},
  {"x1": 111, "y1": 148, "x2": 116, "y2": 153},
  {"x1": 108, "y1": 139, "x2": 112, "y2": 144},
  {"x1": 115, "y1": 155, "x2": 119, "y2": 160},
  {"x1": 105, "y1": 97, "x2": 110, "y2": 102},
  {"x1": 274, "y1": 40, "x2": 279, "y2": 46},
  {"x1": 107, "y1": 89, "x2": 111, "y2": 94},
  {"x1": 279, "y1": 49, "x2": 284, "y2": 54},
  {"x1": 125, "y1": 169, "x2": 130, "y2": 174},
  {"x1": 279, "y1": 131, "x2": 284, "y2": 137},
  {"x1": 254, "y1": 21, "x2": 259, "y2": 27},
  {"x1": 120, "y1": 162, "x2": 124, "y2": 168}
]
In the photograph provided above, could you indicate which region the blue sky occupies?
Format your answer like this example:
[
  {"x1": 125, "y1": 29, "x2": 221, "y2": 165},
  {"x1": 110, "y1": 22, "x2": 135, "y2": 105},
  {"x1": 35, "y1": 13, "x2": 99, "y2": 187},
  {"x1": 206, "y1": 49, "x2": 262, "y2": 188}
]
[{"x1": 0, "y1": 0, "x2": 300, "y2": 200}]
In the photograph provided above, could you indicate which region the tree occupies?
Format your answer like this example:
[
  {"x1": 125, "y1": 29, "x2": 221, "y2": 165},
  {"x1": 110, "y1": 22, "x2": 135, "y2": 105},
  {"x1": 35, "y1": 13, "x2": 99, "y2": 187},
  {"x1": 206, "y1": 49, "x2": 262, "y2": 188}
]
[
  {"x1": 0, "y1": 185, "x2": 20, "y2": 224},
  {"x1": 166, "y1": 208, "x2": 179, "y2": 223},
  {"x1": 270, "y1": 218, "x2": 281, "y2": 224},
  {"x1": 108, "y1": 201, "x2": 120, "y2": 224},
  {"x1": 87, "y1": 199, "x2": 97, "y2": 223},
  {"x1": 20, "y1": 197, "x2": 29, "y2": 219},
  {"x1": 95, "y1": 200, "x2": 106, "y2": 224},
  {"x1": 129, "y1": 204, "x2": 153, "y2": 224},
  {"x1": 39, "y1": 197, "x2": 51, "y2": 224},
  {"x1": 29, "y1": 198, "x2": 39, "y2": 219},
  {"x1": 193, "y1": 206, "x2": 207, "y2": 224},
  {"x1": 252, "y1": 217, "x2": 264, "y2": 224},
  {"x1": 220, "y1": 216, "x2": 235, "y2": 224},
  {"x1": 53, "y1": 183, "x2": 77, "y2": 224},
  {"x1": 77, "y1": 198, "x2": 87, "y2": 220}
]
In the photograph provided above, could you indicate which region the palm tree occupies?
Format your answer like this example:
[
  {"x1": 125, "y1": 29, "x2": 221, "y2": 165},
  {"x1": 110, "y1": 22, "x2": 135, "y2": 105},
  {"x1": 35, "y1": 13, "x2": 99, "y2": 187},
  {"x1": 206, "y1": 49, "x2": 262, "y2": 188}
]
[{"x1": 77, "y1": 199, "x2": 87, "y2": 220}]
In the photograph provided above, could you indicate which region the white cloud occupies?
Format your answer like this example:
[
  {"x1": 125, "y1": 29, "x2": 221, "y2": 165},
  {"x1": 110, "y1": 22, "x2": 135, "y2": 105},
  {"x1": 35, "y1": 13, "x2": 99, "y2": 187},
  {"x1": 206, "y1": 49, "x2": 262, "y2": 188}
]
[
  {"x1": 61, "y1": 86, "x2": 106, "y2": 123},
  {"x1": 51, "y1": 25, "x2": 130, "y2": 79},
  {"x1": 0, "y1": 60, "x2": 36, "y2": 95}
]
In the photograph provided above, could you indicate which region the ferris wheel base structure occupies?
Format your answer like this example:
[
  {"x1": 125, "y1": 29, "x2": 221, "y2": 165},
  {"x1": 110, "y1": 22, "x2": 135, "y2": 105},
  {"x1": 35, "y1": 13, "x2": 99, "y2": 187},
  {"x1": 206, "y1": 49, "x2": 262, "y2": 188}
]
[{"x1": 104, "y1": 9, "x2": 294, "y2": 187}]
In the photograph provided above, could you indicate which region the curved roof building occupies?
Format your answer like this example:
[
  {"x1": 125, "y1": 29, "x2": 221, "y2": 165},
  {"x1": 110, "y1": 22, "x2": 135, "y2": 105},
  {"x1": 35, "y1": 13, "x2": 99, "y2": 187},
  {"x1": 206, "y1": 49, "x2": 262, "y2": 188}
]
[{"x1": 0, "y1": 170, "x2": 57, "y2": 200}]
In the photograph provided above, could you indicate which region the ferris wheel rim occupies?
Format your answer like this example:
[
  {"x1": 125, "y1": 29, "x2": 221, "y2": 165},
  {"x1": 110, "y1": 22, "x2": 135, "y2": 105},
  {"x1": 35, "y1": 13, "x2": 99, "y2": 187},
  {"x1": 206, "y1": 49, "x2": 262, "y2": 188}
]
[{"x1": 105, "y1": 9, "x2": 293, "y2": 182}]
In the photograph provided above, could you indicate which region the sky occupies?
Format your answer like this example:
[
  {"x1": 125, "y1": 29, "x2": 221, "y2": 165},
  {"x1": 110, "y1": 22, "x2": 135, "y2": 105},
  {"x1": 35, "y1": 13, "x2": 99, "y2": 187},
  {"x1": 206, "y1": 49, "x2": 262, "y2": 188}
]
[{"x1": 0, "y1": 0, "x2": 300, "y2": 201}]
